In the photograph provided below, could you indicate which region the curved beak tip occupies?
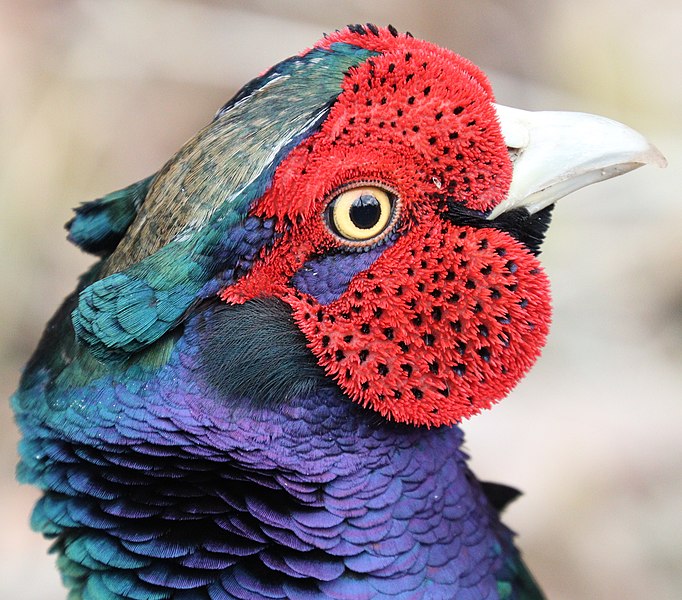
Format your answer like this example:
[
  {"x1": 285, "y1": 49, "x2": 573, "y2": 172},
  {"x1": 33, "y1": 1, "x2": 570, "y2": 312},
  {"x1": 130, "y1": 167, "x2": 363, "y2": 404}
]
[{"x1": 646, "y1": 144, "x2": 668, "y2": 169}]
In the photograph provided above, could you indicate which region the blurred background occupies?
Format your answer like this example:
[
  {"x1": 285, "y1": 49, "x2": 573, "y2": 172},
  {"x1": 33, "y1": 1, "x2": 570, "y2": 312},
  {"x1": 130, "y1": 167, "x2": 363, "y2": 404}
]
[{"x1": 1, "y1": 1, "x2": 680, "y2": 598}]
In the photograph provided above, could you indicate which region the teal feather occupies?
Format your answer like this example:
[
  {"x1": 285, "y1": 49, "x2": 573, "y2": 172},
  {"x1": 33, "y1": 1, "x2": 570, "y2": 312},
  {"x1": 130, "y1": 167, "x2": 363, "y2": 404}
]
[
  {"x1": 67, "y1": 176, "x2": 155, "y2": 256},
  {"x1": 71, "y1": 218, "x2": 229, "y2": 360},
  {"x1": 498, "y1": 557, "x2": 546, "y2": 600},
  {"x1": 82, "y1": 536, "x2": 151, "y2": 570}
]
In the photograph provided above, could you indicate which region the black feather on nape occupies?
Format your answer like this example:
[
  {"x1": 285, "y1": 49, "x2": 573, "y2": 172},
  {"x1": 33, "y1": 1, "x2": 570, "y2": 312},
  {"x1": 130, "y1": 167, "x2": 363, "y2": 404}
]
[
  {"x1": 480, "y1": 481, "x2": 522, "y2": 513},
  {"x1": 347, "y1": 24, "x2": 368, "y2": 36},
  {"x1": 366, "y1": 23, "x2": 380, "y2": 36}
]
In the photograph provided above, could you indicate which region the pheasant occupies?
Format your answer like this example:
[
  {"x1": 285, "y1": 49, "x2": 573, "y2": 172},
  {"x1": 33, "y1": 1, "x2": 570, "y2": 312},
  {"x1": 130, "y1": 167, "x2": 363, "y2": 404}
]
[{"x1": 12, "y1": 24, "x2": 665, "y2": 599}]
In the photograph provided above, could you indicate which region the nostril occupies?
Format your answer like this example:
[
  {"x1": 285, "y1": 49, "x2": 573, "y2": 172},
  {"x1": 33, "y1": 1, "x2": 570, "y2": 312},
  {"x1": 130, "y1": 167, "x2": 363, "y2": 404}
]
[{"x1": 507, "y1": 146, "x2": 523, "y2": 166}]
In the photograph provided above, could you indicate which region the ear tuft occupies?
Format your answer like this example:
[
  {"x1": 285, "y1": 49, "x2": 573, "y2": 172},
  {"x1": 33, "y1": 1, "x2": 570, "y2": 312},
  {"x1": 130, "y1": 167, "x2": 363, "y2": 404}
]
[{"x1": 66, "y1": 175, "x2": 154, "y2": 255}]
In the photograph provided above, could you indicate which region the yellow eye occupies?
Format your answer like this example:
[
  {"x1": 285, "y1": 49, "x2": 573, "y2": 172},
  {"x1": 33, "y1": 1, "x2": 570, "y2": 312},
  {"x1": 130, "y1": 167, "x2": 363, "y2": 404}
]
[{"x1": 327, "y1": 186, "x2": 396, "y2": 243}]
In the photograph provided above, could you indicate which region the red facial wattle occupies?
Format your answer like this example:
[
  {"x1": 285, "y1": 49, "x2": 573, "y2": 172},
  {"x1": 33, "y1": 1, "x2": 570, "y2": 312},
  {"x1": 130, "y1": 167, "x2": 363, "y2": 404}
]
[{"x1": 288, "y1": 222, "x2": 550, "y2": 427}]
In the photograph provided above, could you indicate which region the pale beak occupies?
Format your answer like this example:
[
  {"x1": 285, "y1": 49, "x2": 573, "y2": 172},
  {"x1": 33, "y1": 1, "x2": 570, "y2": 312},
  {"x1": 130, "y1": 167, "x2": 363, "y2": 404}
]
[{"x1": 489, "y1": 103, "x2": 667, "y2": 220}]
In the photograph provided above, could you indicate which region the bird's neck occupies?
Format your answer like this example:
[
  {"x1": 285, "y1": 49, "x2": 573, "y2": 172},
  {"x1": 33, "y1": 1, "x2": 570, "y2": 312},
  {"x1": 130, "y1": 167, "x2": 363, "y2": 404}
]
[
  {"x1": 38, "y1": 382, "x2": 509, "y2": 597},
  {"x1": 18, "y1": 306, "x2": 512, "y2": 597}
]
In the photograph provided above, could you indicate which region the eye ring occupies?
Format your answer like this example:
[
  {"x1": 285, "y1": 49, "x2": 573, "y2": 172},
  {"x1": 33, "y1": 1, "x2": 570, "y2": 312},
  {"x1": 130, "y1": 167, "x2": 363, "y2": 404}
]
[{"x1": 325, "y1": 183, "x2": 400, "y2": 246}]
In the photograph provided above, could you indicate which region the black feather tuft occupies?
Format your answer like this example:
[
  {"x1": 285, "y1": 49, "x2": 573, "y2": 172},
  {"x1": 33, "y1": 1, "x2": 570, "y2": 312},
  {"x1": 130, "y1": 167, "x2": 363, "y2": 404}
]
[
  {"x1": 366, "y1": 23, "x2": 380, "y2": 36},
  {"x1": 480, "y1": 481, "x2": 522, "y2": 513},
  {"x1": 491, "y1": 205, "x2": 555, "y2": 256},
  {"x1": 444, "y1": 201, "x2": 555, "y2": 256},
  {"x1": 348, "y1": 24, "x2": 367, "y2": 36},
  {"x1": 196, "y1": 298, "x2": 327, "y2": 407}
]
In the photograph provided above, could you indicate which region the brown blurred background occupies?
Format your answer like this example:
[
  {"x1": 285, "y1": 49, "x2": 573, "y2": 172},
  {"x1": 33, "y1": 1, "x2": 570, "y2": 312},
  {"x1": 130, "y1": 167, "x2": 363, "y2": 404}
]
[{"x1": 1, "y1": 1, "x2": 680, "y2": 598}]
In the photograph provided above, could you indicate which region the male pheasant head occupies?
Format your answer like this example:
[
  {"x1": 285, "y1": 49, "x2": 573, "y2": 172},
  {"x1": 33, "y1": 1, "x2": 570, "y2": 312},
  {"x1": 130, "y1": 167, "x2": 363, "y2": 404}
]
[
  {"x1": 216, "y1": 25, "x2": 664, "y2": 426},
  {"x1": 66, "y1": 24, "x2": 664, "y2": 429}
]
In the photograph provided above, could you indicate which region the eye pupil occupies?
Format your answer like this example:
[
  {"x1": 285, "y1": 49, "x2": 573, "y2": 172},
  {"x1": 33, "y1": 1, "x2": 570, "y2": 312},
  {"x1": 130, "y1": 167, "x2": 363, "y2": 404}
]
[{"x1": 349, "y1": 194, "x2": 382, "y2": 229}]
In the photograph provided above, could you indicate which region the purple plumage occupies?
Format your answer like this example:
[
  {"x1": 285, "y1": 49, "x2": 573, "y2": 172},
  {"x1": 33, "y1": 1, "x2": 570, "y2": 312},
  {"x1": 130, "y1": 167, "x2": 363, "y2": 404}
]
[{"x1": 17, "y1": 302, "x2": 518, "y2": 598}]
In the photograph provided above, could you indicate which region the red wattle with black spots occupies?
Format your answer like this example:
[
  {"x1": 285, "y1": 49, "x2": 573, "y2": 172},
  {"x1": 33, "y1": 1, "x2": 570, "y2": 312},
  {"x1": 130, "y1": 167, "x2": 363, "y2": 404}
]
[{"x1": 288, "y1": 223, "x2": 550, "y2": 427}]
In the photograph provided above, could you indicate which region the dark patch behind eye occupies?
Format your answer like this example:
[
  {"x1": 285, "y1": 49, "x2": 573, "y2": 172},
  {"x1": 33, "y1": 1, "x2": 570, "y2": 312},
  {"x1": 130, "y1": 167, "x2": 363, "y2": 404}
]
[{"x1": 197, "y1": 298, "x2": 326, "y2": 407}]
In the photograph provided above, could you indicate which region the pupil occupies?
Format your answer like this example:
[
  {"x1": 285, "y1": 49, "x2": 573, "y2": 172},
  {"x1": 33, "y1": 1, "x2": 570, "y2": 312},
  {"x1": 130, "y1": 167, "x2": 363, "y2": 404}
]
[{"x1": 349, "y1": 194, "x2": 382, "y2": 229}]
